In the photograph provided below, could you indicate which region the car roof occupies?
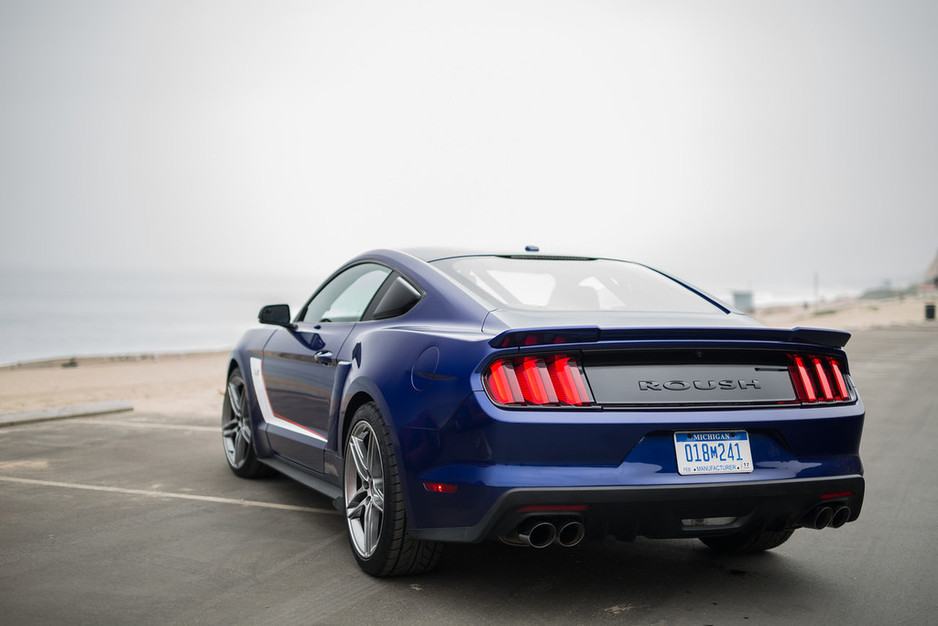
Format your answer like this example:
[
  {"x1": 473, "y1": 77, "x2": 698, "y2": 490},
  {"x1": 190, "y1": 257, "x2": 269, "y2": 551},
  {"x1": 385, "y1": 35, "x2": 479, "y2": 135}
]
[
  {"x1": 355, "y1": 247, "x2": 746, "y2": 324},
  {"x1": 399, "y1": 247, "x2": 600, "y2": 263}
]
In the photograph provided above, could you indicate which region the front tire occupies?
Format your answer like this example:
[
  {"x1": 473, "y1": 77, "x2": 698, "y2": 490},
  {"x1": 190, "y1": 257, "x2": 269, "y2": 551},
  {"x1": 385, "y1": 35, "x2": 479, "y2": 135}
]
[
  {"x1": 344, "y1": 402, "x2": 443, "y2": 576},
  {"x1": 221, "y1": 366, "x2": 270, "y2": 478}
]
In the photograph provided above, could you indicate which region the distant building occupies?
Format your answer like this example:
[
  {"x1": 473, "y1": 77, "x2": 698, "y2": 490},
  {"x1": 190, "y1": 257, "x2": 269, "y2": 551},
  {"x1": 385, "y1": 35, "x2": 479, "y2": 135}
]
[
  {"x1": 926, "y1": 249, "x2": 938, "y2": 288},
  {"x1": 733, "y1": 291, "x2": 754, "y2": 313}
]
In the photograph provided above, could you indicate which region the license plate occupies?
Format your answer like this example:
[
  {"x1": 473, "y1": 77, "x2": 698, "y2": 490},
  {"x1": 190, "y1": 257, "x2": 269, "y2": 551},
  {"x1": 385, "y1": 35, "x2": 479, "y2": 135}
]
[{"x1": 674, "y1": 431, "x2": 754, "y2": 475}]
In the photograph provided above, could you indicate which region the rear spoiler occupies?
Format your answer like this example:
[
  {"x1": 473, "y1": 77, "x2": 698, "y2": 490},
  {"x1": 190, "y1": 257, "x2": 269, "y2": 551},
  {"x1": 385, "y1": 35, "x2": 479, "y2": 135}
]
[{"x1": 489, "y1": 326, "x2": 851, "y2": 349}]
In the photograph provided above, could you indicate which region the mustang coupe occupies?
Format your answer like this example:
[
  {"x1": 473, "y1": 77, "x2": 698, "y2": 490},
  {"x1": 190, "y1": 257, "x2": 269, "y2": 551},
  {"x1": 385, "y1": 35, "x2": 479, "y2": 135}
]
[{"x1": 222, "y1": 248, "x2": 864, "y2": 576}]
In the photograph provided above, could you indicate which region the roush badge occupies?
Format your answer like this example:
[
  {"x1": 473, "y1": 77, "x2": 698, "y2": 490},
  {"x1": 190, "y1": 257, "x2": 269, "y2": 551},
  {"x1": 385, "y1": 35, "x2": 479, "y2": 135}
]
[
  {"x1": 638, "y1": 379, "x2": 762, "y2": 392},
  {"x1": 586, "y1": 363, "x2": 797, "y2": 406}
]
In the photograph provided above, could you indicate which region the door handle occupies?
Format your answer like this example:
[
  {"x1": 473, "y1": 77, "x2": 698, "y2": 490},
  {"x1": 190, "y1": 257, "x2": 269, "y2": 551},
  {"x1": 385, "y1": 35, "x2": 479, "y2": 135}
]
[{"x1": 314, "y1": 350, "x2": 334, "y2": 365}]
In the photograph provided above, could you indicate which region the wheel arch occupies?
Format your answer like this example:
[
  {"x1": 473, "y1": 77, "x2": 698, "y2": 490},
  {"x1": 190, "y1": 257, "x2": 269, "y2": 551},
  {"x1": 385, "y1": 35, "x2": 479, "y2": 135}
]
[
  {"x1": 341, "y1": 390, "x2": 378, "y2": 448},
  {"x1": 338, "y1": 381, "x2": 417, "y2": 514},
  {"x1": 225, "y1": 350, "x2": 275, "y2": 459}
]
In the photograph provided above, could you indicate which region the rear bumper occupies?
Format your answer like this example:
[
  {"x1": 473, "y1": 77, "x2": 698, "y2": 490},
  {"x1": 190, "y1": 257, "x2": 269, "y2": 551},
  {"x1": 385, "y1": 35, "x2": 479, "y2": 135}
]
[{"x1": 409, "y1": 474, "x2": 864, "y2": 543}]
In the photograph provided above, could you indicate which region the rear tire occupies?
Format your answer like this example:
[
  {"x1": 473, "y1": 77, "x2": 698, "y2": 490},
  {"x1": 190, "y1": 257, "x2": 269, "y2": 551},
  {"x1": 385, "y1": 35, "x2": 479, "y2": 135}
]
[
  {"x1": 700, "y1": 529, "x2": 794, "y2": 553},
  {"x1": 343, "y1": 402, "x2": 443, "y2": 576}
]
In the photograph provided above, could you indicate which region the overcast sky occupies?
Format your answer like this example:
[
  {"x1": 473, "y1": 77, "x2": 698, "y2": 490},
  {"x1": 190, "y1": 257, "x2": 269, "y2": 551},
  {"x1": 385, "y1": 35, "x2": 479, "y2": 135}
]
[{"x1": 1, "y1": 0, "x2": 936, "y2": 301}]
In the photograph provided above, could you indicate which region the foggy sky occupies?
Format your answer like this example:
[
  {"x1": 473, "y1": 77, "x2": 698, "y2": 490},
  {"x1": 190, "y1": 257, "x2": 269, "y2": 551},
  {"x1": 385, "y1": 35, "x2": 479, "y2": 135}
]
[{"x1": 1, "y1": 0, "x2": 936, "y2": 301}]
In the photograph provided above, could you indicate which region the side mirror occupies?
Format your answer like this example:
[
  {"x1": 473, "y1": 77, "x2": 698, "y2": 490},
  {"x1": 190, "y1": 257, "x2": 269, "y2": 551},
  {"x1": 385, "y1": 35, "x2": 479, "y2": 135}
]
[{"x1": 258, "y1": 304, "x2": 294, "y2": 328}]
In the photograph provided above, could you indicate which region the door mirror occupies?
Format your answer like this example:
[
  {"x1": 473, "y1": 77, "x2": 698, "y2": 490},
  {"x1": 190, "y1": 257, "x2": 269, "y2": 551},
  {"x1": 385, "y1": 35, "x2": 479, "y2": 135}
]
[{"x1": 258, "y1": 304, "x2": 293, "y2": 328}]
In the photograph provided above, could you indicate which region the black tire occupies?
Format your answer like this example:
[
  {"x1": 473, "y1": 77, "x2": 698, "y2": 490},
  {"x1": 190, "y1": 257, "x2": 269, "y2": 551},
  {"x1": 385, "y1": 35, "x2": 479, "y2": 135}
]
[
  {"x1": 700, "y1": 529, "x2": 794, "y2": 554},
  {"x1": 343, "y1": 402, "x2": 444, "y2": 576},
  {"x1": 221, "y1": 366, "x2": 271, "y2": 478}
]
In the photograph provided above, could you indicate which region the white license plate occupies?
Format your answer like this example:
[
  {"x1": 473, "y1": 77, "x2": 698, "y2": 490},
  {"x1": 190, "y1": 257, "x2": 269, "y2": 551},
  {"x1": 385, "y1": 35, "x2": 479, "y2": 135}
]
[{"x1": 674, "y1": 431, "x2": 754, "y2": 475}]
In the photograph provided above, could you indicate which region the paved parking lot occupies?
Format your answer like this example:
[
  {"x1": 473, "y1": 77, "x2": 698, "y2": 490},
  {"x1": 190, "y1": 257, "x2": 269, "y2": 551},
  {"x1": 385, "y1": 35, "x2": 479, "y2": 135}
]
[{"x1": 2, "y1": 325, "x2": 937, "y2": 624}]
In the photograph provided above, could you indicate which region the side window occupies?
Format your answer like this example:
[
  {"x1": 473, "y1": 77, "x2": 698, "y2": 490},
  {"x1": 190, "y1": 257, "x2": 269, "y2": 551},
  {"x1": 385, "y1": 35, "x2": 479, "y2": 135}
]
[
  {"x1": 371, "y1": 276, "x2": 422, "y2": 320},
  {"x1": 302, "y1": 264, "x2": 391, "y2": 323}
]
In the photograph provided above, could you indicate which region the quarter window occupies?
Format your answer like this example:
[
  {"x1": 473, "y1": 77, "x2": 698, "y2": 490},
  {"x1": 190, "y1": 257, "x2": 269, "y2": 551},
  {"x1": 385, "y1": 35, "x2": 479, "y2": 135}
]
[{"x1": 371, "y1": 276, "x2": 422, "y2": 320}]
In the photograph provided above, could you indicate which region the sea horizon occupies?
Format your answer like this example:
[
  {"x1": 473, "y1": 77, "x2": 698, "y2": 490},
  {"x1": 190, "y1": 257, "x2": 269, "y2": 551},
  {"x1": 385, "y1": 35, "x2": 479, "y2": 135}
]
[
  {"x1": 0, "y1": 265, "x2": 868, "y2": 367},
  {"x1": 0, "y1": 266, "x2": 321, "y2": 367}
]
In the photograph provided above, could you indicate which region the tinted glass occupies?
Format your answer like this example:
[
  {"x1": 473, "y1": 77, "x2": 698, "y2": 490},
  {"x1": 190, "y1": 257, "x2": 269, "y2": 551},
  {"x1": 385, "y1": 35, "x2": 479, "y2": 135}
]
[
  {"x1": 371, "y1": 276, "x2": 422, "y2": 320},
  {"x1": 302, "y1": 264, "x2": 391, "y2": 323},
  {"x1": 432, "y1": 257, "x2": 721, "y2": 313}
]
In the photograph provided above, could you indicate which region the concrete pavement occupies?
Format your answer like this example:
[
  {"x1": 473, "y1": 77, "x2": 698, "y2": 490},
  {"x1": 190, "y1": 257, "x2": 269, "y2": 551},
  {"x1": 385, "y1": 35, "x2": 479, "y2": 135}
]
[{"x1": 1, "y1": 325, "x2": 936, "y2": 624}]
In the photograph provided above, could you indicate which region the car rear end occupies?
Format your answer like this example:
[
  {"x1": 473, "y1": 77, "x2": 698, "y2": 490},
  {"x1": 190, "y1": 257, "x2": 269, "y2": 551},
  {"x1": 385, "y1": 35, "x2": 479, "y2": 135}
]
[{"x1": 406, "y1": 254, "x2": 865, "y2": 551}]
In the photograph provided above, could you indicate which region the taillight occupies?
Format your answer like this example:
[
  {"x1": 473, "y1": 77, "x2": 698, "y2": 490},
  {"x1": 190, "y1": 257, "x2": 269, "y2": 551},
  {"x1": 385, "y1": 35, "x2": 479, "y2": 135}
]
[
  {"x1": 788, "y1": 354, "x2": 853, "y2": 404},
  {"x1": 484, "y1": 354, "x2": 592, "y2": 407}
]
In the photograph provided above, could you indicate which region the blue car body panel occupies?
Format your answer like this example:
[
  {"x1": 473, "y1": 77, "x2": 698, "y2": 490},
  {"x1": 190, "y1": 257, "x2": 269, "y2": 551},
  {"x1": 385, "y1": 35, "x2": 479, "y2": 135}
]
[{"x1": 226, "y1": 249, "x2": 865, "y2": 545}]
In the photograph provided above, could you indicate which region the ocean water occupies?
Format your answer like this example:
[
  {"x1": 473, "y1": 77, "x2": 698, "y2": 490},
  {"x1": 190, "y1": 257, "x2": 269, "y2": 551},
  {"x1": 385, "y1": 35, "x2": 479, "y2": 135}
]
[
  {"x1": 0, "y1": 267, "x2": 322, "y2": 366},
  {"x1": 0, "y1": 267, "x2": 867, "y2": 367}
]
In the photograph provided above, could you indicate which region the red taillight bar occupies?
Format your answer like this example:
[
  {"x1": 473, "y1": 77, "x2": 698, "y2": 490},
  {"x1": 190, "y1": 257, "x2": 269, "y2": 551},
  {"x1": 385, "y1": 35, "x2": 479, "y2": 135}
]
[
  {"x1": 789, "y1": 354, "x2": 852, "y2": 404},
  {"x1": 792, "y1": 356, "x2": 817, "y2": 402},
  {"x1": 547, "y1": 355, "x2": 591, "y2": 405},
  {"x1": 484, "y1": 354, "x2": 592, "y2": 407},
  {"x1": 517, "y1": 356, "x2": 557, "y2": 404},
  {"x1": 828, "y1": 359, "x2": 850, "y2": 400},
  {"x1": 813, "y1": 357, "x2": 835, "y2": 401},
  {"x1": 487, "y1": 360, "x2": 523, "y2": 405}
]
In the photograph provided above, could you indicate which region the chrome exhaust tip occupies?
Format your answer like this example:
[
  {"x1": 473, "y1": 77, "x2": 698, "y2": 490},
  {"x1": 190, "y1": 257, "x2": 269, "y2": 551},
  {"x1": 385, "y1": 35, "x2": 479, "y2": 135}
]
[
  {"x1": 554, "y1": 520, "x2": 586, "y2": 548},
  {"x1": 517, "y1": 519, "x2": 557, "y2": 549},
  {"x1": 830, "y1": 506, "x2": 851, "y2": 529},
  {"x1": 807, "y1": 506, "x2": 834, "y2": 529}
]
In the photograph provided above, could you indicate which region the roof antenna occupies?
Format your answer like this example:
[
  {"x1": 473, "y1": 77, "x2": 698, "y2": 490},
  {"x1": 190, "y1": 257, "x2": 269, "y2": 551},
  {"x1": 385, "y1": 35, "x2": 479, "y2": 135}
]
[{"x1": 525, "y1": 245, "x2": 540, "y2": 252}]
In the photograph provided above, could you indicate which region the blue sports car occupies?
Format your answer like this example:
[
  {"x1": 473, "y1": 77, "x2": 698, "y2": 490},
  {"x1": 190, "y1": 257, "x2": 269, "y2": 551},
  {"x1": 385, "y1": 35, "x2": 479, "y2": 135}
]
[{"x1": 222, "y1": 248, "x2": 864, "y2": 576}]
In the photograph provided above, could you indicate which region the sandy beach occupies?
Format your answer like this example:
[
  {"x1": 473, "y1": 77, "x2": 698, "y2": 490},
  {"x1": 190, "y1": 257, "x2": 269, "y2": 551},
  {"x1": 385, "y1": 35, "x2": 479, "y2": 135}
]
[
  {"x1": 0, "y1": 351, "x2": 230, "y2": 417},
  {"x1": 1, "y1": 295, "x2": 934, "y2": 418},
  {"x1": 753, "y1": 293, "x2": 935, "y2": 332}
]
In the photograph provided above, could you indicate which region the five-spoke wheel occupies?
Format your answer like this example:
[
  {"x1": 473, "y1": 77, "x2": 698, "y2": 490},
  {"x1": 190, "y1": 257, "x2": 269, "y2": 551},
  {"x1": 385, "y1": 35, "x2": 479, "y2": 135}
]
[
  {"x1": 343, "y1": 402, "x2": 443, "y2": 576},
  {"x1": 344, "y1": 419, "x2": 385, "y2": 559},
  {"x1": 221, "y1": 367, "x2": 268, "y2": 478}
]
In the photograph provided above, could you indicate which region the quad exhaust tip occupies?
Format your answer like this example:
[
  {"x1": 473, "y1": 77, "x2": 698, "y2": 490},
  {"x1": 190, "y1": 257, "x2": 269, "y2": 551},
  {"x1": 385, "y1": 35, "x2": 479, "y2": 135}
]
[
  {"x1": 804, "y1": 505, "x2": 851, "y2": 529},
  {"x1": 503, "y1": 518, "x2": 586, "y2": 548},
  {"x1": 555, "y1": 520, "x2": 586, "y2": 548},
  {"x1": 830, "y1": 505, "x2": 851, "y2": 528},
  {"x1": 517, "y1": 519, "x2": 556, "y2": 549},
  {"x1": 812, "y1": 506, "x2": 835, "y2": 529}
]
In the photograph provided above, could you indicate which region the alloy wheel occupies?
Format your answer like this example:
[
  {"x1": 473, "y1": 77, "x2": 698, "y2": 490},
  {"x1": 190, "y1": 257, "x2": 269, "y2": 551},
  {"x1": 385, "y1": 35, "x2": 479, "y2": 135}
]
[
  {"x1": 222, "y1": 372, "x2": 253, "y2": 469},
  {"x1": 344, "y1": 420, "x2": 386, "y2": 559}
]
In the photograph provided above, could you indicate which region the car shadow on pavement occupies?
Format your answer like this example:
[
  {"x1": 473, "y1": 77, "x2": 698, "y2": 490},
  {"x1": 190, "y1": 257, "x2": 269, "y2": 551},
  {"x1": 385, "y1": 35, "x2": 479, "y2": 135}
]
[{"x1": 368, "y1": 536, "x2": 828, "y2": 623}]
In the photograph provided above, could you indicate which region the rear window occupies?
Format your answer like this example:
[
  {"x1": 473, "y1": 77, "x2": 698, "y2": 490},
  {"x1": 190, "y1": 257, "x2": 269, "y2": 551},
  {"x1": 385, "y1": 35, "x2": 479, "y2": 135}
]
[{"x1": 431, "y1": 256, "x2": 722, "y2": 314}]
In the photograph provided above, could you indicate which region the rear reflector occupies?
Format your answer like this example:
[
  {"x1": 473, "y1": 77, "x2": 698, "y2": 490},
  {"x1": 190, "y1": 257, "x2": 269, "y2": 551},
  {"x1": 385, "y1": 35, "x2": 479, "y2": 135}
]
[
  {"x1": 423, "y1": 482, "x2": 457, "y2": 494},
  {"x1": 789, "y1": 354, "x2": 853, "y2": 404},
  {"x1": 518, "y1": 504, "x2": 589, "y2": 512},
  {"x1": 820, "y1": 491, "x2": 855, "y2": 500},
  {"x1": 484, "y1": 354, "x2": 592, "y2": 407}
]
